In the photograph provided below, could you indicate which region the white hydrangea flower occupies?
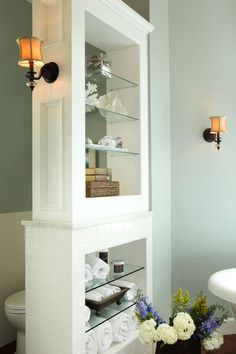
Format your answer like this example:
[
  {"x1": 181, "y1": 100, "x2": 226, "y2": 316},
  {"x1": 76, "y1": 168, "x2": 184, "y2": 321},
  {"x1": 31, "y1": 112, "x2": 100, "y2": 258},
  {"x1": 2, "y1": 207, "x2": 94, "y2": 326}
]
[
  {"x1": 203, "y1": 329, "x2": 224, "y2": 351},
  {"x1": 155, "y1": 324, "x2": 178, "y2": 345},
  {"x1": 173, "y1": 312, "x2": 195, "y2": 340},
  {"x1": 139, "y1": 318, "x2": 157, "y2": 344}
]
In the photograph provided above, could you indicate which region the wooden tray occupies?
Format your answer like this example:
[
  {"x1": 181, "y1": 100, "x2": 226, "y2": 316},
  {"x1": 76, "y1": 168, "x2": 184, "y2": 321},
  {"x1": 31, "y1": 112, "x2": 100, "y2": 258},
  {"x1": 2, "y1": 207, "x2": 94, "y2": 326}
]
[{"x1": 85, "y1": 286, "x2": 129, "y2": 316}]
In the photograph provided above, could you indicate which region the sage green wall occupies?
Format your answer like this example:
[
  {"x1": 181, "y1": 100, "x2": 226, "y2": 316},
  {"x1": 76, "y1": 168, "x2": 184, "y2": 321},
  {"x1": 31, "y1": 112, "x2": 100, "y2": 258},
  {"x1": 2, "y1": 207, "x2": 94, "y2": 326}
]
[
  {"x1": 123, "y1": 0, "x2": 149, "y2": 20},
  {"x1": 0, "y1": 0, "x2": 32, "y2": 213},
  {"x1": 169, "y1": 0, "x2": 236, "y2": 304}
]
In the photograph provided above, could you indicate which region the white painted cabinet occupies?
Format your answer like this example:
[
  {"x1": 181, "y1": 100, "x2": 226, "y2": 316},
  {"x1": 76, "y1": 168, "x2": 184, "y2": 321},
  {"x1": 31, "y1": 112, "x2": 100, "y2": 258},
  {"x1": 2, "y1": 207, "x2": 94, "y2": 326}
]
[{"x1": 24, "y1": 1, "x2": 154, "y2": 353}]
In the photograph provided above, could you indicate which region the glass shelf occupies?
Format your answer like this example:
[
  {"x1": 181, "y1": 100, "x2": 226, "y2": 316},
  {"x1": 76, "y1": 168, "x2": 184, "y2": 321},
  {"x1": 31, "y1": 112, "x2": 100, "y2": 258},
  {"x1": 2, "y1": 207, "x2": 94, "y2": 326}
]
[
  {"x1": 86, "y1": 144, "x2": 139, "y2": 156},
  {"x1": 86, "y1": 104, "x2": 139, "y2": 123},
  {"x1": 86, "y1": 300, "x2": 135, "y2": 332},
  {"x1": 85, "y1": 264, "x2": 144, "y2": 293},
  {"x1": 86, "y1": 68, "x2": 138, "y2": 91}
]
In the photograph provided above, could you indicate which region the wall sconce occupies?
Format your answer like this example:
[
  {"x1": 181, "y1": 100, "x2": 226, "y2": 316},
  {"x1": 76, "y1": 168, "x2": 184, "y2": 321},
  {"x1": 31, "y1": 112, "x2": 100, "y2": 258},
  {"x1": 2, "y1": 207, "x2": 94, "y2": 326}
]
[
  {"x1": 203, "y1": 116, "x2": 227, "y2": 150},
  {"x1": 16, "y1": 37, "x2": 59, "y2": 91}
]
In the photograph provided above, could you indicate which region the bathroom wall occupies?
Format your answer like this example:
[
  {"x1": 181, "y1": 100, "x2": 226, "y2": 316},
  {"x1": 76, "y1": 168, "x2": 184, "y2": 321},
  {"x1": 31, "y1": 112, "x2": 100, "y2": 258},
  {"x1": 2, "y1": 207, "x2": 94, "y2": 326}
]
[
  {"x1": 0, "y1": 0, "x2": 32, "y2": 214},
  {"x1": 123, "y1": 0, "x2": 149, "y2": 21},
  {"x1": 149, "y1": 0, "x2": 172, "y2": 318},
  {"x1": 169, "y1": 0, "x2": 236, "y2": 305},
  {"x1": 0, "y1": 212, "x2": 31, "y2": 347},
  {"x1": 0, "y1": 0, "x2": 32, "y2": 347}
]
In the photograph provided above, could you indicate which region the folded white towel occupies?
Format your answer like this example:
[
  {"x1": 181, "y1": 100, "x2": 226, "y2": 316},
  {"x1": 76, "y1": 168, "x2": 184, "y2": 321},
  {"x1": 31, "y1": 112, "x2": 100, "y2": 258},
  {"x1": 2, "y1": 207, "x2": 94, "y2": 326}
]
[
  {"x1": 85, "y1": 330, "x2": 98, "y2": 354},
  {"x1": 96, "y1": 285, "x2": 121, "y2": 298},
  {"x1": 95, "y1": 321, "x2": 113, "y2": 353},
  {"x1": 111, "y1": 280, "x2": 137, "y2": 301},
  {"x1": 85, "y1": 290, "x2": 105, "y2": 302},
  {"x1": 110, "y1": 312, "x2": 133, "y2": 342},
  {"x1": 86, "y1": 255, "x2": 110, "y2": 280},
  {"x1": 85, "y1": 306, "x2": 91, "y2": 323},
  {"x1": 85, "y1": 263, "x2": 94, "y2": 283}
]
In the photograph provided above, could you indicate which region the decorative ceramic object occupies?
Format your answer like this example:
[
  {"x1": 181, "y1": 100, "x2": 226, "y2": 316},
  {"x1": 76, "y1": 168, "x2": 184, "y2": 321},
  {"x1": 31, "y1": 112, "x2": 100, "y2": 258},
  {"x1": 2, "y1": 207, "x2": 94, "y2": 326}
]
[
  {"x1": 86, "y1": 137, "x2": 93, "y2": 145},
  {"x1": 97, "y1": 136, "x2": 123, "y2": 148},
  {"x1": 96, "y1": 93, "x2": 127, "y2": 116},
  {"x1": 86, "y1": 53, "x2": 112, "y2": 78},
  {"x1": 98, "y1": 136, "x2": 116, "y2": 148},
  {"x1": 111, "y1": 95, "x2": 128, "y2": 115}
]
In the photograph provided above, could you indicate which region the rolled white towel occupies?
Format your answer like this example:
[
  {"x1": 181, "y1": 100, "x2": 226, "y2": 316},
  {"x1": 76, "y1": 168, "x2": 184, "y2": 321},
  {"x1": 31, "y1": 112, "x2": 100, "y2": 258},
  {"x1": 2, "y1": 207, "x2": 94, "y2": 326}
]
[
  {"x1": 110, "y1": 312, "x2": 133, "y2": 342},
  {"x1": 125, "y1": 307, "x2": 138, "y2": 330},
  {"x1": 95, "y1": 321, "x2": 113, "y2": 353},
  {"x1": 96, "y1": 285, "x2": 121, "y2": 298},
  {"x1": 85, "y1": 330, "x2": 98, "y2": 354},
  {"x1": 111, "y1": 280, "x2": 137, "y2": 300},
  {"x1": 85, "y1": 306, "x2": 91, "y2": 323},
  {"x1": 105, "y1": 284, "x2": 120, "y2": 294},
  {"x1": 85, "y1": 263, "x2": 94, "y2": 283},
  {"x1": 85, "y1": 290, "x2": 105, "y2": 302},
  {"x1": 86, "y1": 255, "x2": 110, "y2": 280}
]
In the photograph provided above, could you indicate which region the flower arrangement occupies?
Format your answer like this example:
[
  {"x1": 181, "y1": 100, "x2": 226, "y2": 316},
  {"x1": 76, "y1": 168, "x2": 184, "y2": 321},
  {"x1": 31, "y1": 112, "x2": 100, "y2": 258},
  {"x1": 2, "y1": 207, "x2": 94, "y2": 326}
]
[{"x1": 135, "y1": 288, "x2": 227, "y2": 352}]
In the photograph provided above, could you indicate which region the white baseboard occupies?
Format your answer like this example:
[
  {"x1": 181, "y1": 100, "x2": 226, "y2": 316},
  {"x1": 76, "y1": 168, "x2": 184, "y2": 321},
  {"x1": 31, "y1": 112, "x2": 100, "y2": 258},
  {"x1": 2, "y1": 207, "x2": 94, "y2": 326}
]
[{"x1": 222, "y1": 317, "x2": 236, "y2": 335}]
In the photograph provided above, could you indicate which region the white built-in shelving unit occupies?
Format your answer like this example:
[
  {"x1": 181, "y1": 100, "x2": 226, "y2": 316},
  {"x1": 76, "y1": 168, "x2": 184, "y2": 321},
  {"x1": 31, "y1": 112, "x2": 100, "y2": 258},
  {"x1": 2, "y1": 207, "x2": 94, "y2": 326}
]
[{"x1": 23, "y1": 0, "x2": 154, "y2": 353}]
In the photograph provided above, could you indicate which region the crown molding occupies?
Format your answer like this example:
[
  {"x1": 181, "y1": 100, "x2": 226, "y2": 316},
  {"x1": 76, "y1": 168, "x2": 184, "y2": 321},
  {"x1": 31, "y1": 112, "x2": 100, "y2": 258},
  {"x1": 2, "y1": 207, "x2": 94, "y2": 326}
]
[{"x1": 100, "y1": 0, "x2": 155, "y2": 34}]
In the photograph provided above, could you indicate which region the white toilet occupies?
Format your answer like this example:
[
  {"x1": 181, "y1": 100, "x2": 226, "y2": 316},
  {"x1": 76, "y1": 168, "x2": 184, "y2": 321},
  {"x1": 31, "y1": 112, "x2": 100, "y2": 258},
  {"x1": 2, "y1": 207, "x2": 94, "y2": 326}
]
[{"x1": 5, "y1": 290, "x2": 25, "y2": 354}]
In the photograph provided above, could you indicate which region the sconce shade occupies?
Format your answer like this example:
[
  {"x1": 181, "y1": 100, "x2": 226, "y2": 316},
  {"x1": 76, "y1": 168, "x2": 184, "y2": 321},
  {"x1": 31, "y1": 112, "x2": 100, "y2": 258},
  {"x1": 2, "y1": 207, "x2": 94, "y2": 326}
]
[
  {"x1": 210, "y1": 116, "x2": 227, "y2": 133},
  {"x1": 16, "y1": 37, "x2": 44, "y2": 68}
]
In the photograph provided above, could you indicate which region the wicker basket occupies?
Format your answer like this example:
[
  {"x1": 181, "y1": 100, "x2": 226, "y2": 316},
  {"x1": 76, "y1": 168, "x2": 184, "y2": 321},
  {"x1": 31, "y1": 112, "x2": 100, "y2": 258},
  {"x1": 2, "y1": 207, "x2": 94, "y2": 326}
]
[{"x1": 86, "y1": 181, "x2": 119, "y2": 197}]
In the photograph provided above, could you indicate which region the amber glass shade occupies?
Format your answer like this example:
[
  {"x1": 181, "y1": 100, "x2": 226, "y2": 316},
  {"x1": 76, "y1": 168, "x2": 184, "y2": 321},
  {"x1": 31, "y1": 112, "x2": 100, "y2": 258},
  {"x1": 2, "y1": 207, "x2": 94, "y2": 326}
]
[
  {"x1": 16, "y1": 37, "x2": 44, "y2": 68},
  {"x1": 210, "y1": 116, "x2": 227, "y2": 133}
]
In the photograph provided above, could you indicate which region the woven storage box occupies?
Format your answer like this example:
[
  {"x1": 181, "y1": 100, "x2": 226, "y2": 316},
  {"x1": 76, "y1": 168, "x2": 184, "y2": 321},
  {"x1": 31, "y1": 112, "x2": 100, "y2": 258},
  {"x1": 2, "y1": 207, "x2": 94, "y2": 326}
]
[{"x1": 86, "y1": 181, "x2": 119, "y2": 197}]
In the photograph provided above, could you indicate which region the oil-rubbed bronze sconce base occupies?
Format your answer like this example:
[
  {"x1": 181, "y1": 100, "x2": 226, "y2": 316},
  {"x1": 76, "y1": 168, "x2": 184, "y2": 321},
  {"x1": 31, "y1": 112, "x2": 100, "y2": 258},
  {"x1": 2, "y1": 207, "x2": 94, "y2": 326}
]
[
  {"x1": 26, "y1": 62, "x2": 59, "y2": 91},
  {"x1": 203, "y1": 128, "x2": 215, "y2": 143},
  {"x1": 41, "y1": 62, "x2": 59, "y2": 83}
]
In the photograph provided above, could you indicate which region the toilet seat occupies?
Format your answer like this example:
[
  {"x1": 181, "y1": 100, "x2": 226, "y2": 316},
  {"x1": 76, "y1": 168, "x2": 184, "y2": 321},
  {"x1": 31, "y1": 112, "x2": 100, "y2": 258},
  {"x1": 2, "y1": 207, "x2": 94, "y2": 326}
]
[{"x1": 5, "y1": 290, "x2": 25, "y2": 314}]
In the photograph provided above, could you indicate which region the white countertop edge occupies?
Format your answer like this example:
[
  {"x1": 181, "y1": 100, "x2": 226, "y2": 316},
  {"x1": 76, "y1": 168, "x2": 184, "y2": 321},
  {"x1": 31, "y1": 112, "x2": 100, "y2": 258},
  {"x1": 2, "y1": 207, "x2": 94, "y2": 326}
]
[{"x1": 22, "y1": 211, "x2": 153, "y2": 229}]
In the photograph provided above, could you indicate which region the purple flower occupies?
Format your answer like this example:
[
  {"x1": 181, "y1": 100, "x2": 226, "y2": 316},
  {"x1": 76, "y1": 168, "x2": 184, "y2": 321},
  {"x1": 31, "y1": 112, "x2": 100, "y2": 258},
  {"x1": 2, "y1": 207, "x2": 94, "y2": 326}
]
[
  {"x1": 135, "y1": 296, "x2": 165, "y2": 325},
  {"x1": 199, "y1": 317, "x2": 221, "y2": 336},
  {"x1": 136, "y1": 298, "x2": 149, "y2": 320}
]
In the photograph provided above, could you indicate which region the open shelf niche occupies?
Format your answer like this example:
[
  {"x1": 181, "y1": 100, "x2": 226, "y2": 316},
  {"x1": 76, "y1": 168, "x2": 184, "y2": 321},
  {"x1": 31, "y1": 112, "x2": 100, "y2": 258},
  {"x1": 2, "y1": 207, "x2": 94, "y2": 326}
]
[{"x1": 85, "y1": 238, "x2": 147, "y2": 333}]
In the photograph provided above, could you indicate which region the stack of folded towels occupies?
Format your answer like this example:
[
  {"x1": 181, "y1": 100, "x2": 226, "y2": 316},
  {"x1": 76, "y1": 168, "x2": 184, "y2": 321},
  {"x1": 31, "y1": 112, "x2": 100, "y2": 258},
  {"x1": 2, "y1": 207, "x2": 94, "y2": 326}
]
[
  {"x1": 85, "y1": 284, "x2": 121, "y2": 301},
  {"x1": 85, "y1": 255, "x2": 110, "y2": 284},
  {"x1": 85, "y1": 308, "x2": 137, "y2": 354}
]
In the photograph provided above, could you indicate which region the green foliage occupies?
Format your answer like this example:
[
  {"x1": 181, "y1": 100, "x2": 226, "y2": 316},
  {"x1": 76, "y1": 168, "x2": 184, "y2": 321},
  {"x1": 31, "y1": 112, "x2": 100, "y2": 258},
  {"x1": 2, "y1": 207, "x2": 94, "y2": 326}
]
[
  {"x1": 172, "y1": 288, "x2": 190, "y2": 317},
  {"x1": 135, "y1": 311, "x2": 144, "y2": 324},
  {"x1": 190, "y1": 291, "x2": 208, "y2": 322},
  {"x1": 209, "y1": 304, "x2": 229, "y2": 323}
]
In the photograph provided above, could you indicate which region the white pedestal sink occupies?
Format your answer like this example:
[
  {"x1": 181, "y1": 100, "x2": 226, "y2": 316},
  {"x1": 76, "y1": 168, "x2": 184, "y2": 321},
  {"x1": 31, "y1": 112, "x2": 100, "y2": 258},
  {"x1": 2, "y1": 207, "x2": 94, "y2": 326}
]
[{"x1": 208, "y1": 268, "x2": 236, "y2": 317}]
